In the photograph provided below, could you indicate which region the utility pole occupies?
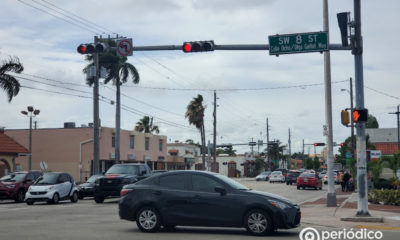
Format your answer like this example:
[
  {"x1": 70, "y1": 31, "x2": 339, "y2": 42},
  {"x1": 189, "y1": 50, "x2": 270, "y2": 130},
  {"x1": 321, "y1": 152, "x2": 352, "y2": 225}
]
[
  {"x1": 350, "y1": 77, "x2": 355, "y2": 158},
  {"x1": 93, "y1": 36, "x2": 100, "y2": 175},
  {"x1": 266, "y1": 118, "x2": 270, "y2": 170},
  {"x1": 288, "y1": 128, "x2": 292, "y2": 169},
  {"x1": 34, "y1": 121, "x2": 37, "y2": 130},
  {"x1": 302, "y1": 139, "x2": 305, "y2": 168},
  {"x1": 323, "y1": 0, "x2": 337, "y2": 207},
  {"x1": 213, "y1": 91, "x2": 217, "y2": 172},
  {"x1": 207, "y1": 140, "x2": 211, "y2": 171},
  {"x1": 389, "y1": 105, "x2": 400, "y2": 152},
  {"x1": 353, "y1": 0, "x2": 369, "y2": 216}
]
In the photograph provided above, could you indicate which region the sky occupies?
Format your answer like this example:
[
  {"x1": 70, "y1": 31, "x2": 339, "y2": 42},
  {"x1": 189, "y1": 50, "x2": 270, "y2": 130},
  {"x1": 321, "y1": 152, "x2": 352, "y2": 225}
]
[{"x1": 1, "y1": 0, "x2": 399, "y2": 154}]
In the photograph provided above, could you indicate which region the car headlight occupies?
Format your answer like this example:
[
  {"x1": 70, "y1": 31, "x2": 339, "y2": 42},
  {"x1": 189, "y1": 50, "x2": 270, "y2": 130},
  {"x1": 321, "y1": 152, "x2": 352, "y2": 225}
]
[
  {"x1": 6, "y1": 184, "x2": 15, "y2": 189},
  {"x1": 268, "y1": 200, "x2": 290, "y2": 210},
  {"x1": 46, "y1": 186, "x2": 55, "y2": 191}
]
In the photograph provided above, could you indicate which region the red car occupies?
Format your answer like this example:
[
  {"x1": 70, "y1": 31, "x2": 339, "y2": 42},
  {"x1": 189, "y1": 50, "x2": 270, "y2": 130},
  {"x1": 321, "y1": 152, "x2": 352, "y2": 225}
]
[
  {"x1": 296, "y1": 172, "x2": 322, "y2": 190},
  {"x1": 0, "y1": 171, "x2": 42, "y2": 202}
]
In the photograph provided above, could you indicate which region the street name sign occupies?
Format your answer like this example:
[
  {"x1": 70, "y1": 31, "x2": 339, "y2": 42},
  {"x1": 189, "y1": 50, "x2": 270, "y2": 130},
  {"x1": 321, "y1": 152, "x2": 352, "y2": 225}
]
[{"x1": 269, "y1": 31, "x2": 328, "y2": 55}]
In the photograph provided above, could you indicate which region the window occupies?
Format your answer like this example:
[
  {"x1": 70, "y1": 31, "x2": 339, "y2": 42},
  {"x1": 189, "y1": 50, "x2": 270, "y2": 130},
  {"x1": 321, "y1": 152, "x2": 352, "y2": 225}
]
[
  {"x1": 26, "y1": 173, "x2": 35, "y2": 181},
  {"x1": 145, "y1": 137, "x2": 150, "y2": 151},
  {"x1": 159, "y1": 174, "x2": 185, "y2": 190},
  {"x1": 139, "y1": 176, "x2": 159, "y2": 186},
  {"x1": 191, "y1": 174, "x2": 223, "y2": 193},
  {"x1": 112, "y1": 134, "x2": 115, "y2": 148},
  {"x1": 58, "y1": 174, "x2": 68, "y2": 183},
  {"x1": 159, "y1": 139, "x2": 163, "y2": 152},
  {"x1": 130, "y1": 136, "x2": 134, "y2": 149}
]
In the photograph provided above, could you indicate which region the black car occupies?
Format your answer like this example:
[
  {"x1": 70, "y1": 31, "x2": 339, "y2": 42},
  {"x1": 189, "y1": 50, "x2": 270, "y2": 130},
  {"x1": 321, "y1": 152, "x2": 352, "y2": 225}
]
[
  {"x1": 94, "y1": 163, "x2": 152, "y2": 203},
  {"x1": 119, "y1": 171, "x2": 300, "y2": 236},
  {"x1": 77, "y1": 174, "x2": 103, "y2": 199},
  {"x1": 286, "y1": 171, "x2": 301, "y2": 185}
]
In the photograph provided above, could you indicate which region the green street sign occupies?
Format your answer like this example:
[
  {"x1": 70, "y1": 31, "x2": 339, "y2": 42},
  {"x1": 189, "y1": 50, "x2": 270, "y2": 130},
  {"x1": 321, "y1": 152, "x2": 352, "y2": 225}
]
[{"x1": 269, "y1": 31, "x2": 328, "y2": 55}]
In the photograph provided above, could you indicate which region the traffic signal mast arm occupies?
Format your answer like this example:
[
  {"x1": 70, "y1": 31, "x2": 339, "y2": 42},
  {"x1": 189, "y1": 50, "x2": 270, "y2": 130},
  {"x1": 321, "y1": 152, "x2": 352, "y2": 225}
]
[{"x1": 128, "y1": 43, "x2": 350, "y2": 52}]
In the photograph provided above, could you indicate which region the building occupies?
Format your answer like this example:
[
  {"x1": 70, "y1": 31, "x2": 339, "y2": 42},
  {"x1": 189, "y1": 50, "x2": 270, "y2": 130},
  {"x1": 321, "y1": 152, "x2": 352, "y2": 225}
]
[
  {"x1": 0, "y1": 128, "x2": 30, "y2": 177},
  {"x1": 366, "y1": 128, "x2": 399, "y2": 155},
  {"x1": 214, "y1": 153, "x2": 257, "y2": 177},
  {"x1": 166, "y1": 142, "x2": 200, "y2": 170},
  {"x1": 4, "y1": 126, "x2": 167, "y2": 182}
]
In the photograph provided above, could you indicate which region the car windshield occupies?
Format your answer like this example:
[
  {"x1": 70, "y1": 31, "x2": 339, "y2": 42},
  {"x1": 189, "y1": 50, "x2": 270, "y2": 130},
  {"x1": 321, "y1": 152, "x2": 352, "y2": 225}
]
[
  {"x1": 300, "y1": 173, "x2": 315, "y2": 178},
  {"x1": 289, "y1": 172, "x2": 299, "y2": 176},
  {"x1": 213, "y1": 174, "x2": 249, "y2": 190},
  {"x1": 0, "y1": 173, "x2": 26, "y2": 182},
  {"x1": 106, "y1": 165, "x2": 139, "y2": 175},
  {"x1": 86, "y1": 175, "x2": 101, "y2": 183},
  {"x1": 35, "y1": 173, "x2": 59, "y2": 185}
]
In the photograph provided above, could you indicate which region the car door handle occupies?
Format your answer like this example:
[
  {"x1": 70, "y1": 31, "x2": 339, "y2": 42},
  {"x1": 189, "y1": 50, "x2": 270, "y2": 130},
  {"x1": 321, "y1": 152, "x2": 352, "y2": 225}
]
[{"x1": 152, "y1": 190, "x2": 161, "y2": 195}]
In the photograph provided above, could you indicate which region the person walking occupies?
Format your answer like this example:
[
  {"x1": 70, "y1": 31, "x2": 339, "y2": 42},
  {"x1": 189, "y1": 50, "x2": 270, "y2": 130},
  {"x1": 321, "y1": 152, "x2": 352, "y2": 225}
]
[
  {"x1": 343, "y1": 170, "x2": 351, "y2": 192},
  {"x1": 339, "y1": 171, "x2": 345, "y2": 191}
]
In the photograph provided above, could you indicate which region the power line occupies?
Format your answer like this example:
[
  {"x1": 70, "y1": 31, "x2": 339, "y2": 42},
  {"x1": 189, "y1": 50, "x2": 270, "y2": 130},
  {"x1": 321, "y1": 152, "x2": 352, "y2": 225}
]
[
  {"x1": 20, "y1": 85, "x2": 92, "y2": 99},
  {"x1": 365, "y1": 85, "x2": 400, "y2": 101},
  {"x1": 17, "y1": 0, "x2": 99, "y2": 34}
]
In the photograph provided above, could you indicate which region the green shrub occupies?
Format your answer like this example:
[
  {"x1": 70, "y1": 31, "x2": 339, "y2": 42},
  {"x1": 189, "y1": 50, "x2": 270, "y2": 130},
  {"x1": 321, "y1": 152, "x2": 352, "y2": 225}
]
[
  {"x1": 374, "y1": 178, "x2": 394, "y2": 189},
  {"x1": 368, "y1": 189, "x2": 400, "y2": 205}
]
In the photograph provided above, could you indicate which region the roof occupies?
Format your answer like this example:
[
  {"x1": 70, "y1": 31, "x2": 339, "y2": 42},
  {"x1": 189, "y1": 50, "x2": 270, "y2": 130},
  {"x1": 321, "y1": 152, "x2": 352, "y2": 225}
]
[
  {"x1": 366, "y1": 128, "x2": 397, "y2": 143},
  {"x1": 0, "y1": 132, "x2": 29, "y2": 155}
]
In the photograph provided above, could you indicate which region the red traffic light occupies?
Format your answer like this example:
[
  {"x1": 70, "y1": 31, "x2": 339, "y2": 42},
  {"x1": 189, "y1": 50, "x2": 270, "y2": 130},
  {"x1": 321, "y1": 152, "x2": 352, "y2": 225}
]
[
  {"x1": 183, "y1": 43, "x2": 192, "y2": 52},
  {"x1": 77, "y1": 45, "x2": 87, "y2": 54},
  {"x1": 314, "y1": 143, "x2": 325, "y2": 146},
  {"x1": 340, "y1": 143, "x2": 345, "y2": 147}
]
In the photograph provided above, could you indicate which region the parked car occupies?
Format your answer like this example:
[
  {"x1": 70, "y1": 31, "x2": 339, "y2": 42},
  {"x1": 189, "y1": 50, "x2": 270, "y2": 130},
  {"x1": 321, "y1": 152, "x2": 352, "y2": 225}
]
[
  {"x1": 323, "y1": 172, "x2": 338, "y2": 184},
  {"x1": 77, "y1": 174, "x2": 103, "y2": 199},
  {"x1": 25, "y1": 172, "x2": 78, "y2": 205},
  {"x1": 297, "y1": 172, "x2": 322, "y2": 190},
  {"x1": 0, "y1": 171, "x2": 42, "y2": 202},
  {"x1": 269, "y1": 171, "x2": 285, "y2": 183},
  {"x1": 94, "y1": 163, "x2": 152, "y2": 203},
  {"x1": 119, "y1": 170, "x2": 301, "y2": 236},
  {"x1": 275, "y1": 168, "x2": 288, "y2": 176},
  {"x1": 286, "y1": 170, "x2": 300, "y2": 185},
  {"x1": 255, "y1": 171, "x2": 271, "y2": 181},
  {"x1": 318, "y1": 170, "x2": 327, "y2": 179}
]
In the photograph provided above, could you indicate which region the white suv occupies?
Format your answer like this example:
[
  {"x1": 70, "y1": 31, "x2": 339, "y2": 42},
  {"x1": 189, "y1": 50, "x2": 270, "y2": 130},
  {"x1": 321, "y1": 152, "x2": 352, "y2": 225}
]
[{"x1": 25, "y1": 172, "x2": 78, "y2": 205}]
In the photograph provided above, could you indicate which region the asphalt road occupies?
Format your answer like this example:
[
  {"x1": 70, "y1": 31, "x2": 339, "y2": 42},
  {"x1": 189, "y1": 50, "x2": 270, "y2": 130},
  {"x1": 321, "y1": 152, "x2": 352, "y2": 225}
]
[{"x1": 1, "y1": 179, "x2": 398, "y2": 240}]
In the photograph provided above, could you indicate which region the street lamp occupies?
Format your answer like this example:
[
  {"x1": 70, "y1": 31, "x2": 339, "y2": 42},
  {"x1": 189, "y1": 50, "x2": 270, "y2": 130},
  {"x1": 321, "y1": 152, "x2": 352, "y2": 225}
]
[
  {"x1": 388, "y1": 105, "x2": 400, "y2": 152},
  {"x1": 341, "y1": 78, "x2": 355, "y2": 160},
  {"x1": 21, "y1": 106, "x2": 40, "y2": 170}
]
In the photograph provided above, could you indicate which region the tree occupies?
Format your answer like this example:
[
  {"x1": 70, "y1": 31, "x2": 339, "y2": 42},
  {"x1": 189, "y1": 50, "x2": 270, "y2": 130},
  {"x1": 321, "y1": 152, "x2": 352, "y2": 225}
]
[
  {"x1": 313, "y1": 156, "x2": 321, "y2": 171},
  {"x1": 264, "y1": 140, "x2": 286, "y2": 170},
  {"x1": 216, "y1": 146, "x2": 236, "y2": 156},
  {"x1": 0, "y1": 57, "x2": 23, "y2": 102},
  {"x1": 366, "y1": 114, "x2": 379, "y2": 128},
  {"x1": 382, "y1": 154, "x2": 400, "y2": 179},
  {"x1": 84, "y1": 40, "x2": 140, "y2": 164},
  {"x1": 185, "y1": 95, "x2": 206, "y2": 169},
  {"x1": 135, "y1": 116, "x2": 159, "y2": 134},
  {"x1": 305, "y1": 157, "x2": 313, "y2": 169},
  {"x1": 368, "y1": 159, "x2": 384, "y2": 184}
]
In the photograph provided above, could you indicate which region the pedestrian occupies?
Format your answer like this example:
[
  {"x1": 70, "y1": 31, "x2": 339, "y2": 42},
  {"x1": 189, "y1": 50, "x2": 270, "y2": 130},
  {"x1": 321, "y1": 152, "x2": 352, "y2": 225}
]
[
  {"x1": 343, "y1": 170, "x2": 351, "y2": 192},
  {"x1": 339, "y1": 171, "x2": 345, "y2": 191}
]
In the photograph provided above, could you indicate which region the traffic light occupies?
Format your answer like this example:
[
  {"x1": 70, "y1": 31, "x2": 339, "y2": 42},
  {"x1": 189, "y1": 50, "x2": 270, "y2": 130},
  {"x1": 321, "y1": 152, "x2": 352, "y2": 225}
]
[
  {"x1": 353, "y1": 109, "x2": 368, "y2": 122},
  {"x1": 337, "y1": 12, "x2": 350, "y2": 47},
  {"x1": 341, "y1": 110, "x2": 350, "y2": 126},
  {"x1": 182, "y1": 41, "x2": 214, "y2": 53},
  {"x1": 340, "y1": 143, "x2": 345, "y2": 147},
  {"x1": 77, "y1": 42, "x2": 109, "y2": 54},
  {"x1": 314, "y1": 143, "x2": 325, "y2": 146}
]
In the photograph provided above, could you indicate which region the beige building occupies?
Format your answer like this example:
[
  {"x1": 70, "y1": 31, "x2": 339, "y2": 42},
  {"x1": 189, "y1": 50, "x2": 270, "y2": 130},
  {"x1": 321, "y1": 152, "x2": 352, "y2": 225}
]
[
  {"x1": 166, "y1": 142, "x2": 201, "y2": 170},
  {"x1": 5, "y1": 126, "x2": 167, "y2": 182}
]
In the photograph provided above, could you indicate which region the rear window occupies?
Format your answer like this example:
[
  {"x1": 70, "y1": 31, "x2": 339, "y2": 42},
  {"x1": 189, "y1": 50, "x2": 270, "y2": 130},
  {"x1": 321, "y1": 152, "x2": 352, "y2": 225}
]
[
  {"x1": 271, "y1": 171, "x2": 282, "y2": 175},
  {"x1": 300, "y1": 173, "x2": 315, "y2": 178},
  {"x1": 0, "y1": 173, "x2": 26, "y2": 182},
  {"x1": 106, "y1": 165, "x2": 139, "y2": 175}
]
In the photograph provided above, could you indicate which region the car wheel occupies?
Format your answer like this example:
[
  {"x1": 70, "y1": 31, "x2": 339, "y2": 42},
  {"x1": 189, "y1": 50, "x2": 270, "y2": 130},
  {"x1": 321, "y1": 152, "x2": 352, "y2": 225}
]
[
  {"x1": 15, "y1": 189, "x2": 25, "y2": 203},
  {"x1": 297, "y1": 186, "x2": 300, "y2": 190},
  {"x1": 70, "y1": 191, "x2": 78, "y2": 203},
  {"x1": 244, "y1": 209, "x2": 273, "y2": 236},
  {"x1": 286, "y1": 182, "x2": 289, "y2": 185},
  {"x1": 94, "y1": 196, "x2": 104, "y2": 203},
  {"x1": 52, "y1": 193, "x2": 59, "y2": 204},
  {"x1": 319, "y1": 186, "x2": 322, "y2": 190},
  {"x1": 26, "y1": 200, "x2": 34, "y2": 205},
  {"x1": 136, "y1": 207, "x2": 161, "y2": 233},
  {"x1": 78, "y1": 195, "x2": 84, "y2": 200}
]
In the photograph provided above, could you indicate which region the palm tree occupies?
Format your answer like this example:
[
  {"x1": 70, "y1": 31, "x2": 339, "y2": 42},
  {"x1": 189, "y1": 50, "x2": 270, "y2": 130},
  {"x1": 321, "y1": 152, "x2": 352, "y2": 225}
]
[
  {"x1": 265, "y1": 140, "x2": 286, "y2": 170},
  {"x1": 0, "y1": 57, "x2": 23, "y2": 102},
  {"x1": 84, "y1": 40, "x2": 140, "y2": 164},
  {"x1": 185, "y1": 95, "x2": 206, "y2": 170},
  {"x1": 135, "y1": 116, "x2": 160, "y2": 134}
]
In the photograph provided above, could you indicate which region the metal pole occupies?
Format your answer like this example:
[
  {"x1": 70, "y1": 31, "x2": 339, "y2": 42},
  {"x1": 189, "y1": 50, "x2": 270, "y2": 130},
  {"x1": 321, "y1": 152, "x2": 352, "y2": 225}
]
[
  {"x1": 266, "y1": 118, "x2": 270, "y2": 170},
  {"x1": 354, "y1": 0, "x2": 369, "y2": 216},
  {"x1": 302, "y1": 139, "x2": 305, "y2": 168},
  {"x1": 28, "y1": 115, "x2": 32, "y2": 171},
  {"x1": 350, "y1": 78, "x2": 355, "y2": 159},
  {"x1": 207, "y1": 140, "x2": 211, "y2": 171},
  {"x1": 397, "y1": 105, "x2": 400, "y2": 151},
  {"x1": 323, "y1": 0, "x2": 337, "y2": 207},
  {"x1": 93, "y1": 36, "x2": 100, "y2": 175},
  {"x1": 213, "y1": 91, "x2": 217, "y2": 172},
  {"x1": 289, "y1": 128, "x2": 292, "y2": 169}
]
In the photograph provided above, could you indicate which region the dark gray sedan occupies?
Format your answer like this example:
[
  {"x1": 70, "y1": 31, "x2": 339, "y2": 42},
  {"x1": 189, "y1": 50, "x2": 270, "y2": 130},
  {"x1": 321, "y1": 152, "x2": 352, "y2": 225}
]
[{"x1": 119, "y1": 171, "x2": 300, "y2": 236}]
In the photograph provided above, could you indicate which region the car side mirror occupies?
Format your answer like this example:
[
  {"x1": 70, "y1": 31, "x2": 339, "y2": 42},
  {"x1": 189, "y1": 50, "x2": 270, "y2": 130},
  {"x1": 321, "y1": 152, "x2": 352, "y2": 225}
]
[{"x1": 215, "y1": 186, "x2": 227, "y2": 196}]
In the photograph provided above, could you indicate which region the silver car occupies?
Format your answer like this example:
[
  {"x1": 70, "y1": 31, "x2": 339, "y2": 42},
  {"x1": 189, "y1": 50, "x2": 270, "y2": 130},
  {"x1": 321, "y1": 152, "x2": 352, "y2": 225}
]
[{"x1": 269, "y1": 171, "x2": 285, "y2": 183}]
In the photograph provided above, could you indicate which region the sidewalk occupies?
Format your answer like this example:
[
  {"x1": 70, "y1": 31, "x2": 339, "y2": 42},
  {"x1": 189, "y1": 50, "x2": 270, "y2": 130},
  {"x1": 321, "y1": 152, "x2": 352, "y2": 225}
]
[{"x1": 300, "y1": 188, "x2": 400, "y2": 231}]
